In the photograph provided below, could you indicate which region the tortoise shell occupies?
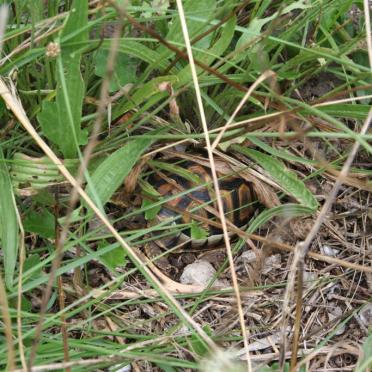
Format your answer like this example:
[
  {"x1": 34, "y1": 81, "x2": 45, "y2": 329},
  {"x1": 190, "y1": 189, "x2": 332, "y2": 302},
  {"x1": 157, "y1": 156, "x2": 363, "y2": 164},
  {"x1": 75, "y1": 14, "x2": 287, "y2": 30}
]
[{"x1": 147, "y1": 158, "x2": 257, "y2": 250}]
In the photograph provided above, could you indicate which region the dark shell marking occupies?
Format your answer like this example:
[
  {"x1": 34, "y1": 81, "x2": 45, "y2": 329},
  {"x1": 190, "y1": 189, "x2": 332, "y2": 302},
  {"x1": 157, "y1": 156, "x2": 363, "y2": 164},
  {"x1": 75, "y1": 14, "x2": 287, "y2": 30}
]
[{"x1": 149, "y1": 159, "x2": 257, "y2": 250}]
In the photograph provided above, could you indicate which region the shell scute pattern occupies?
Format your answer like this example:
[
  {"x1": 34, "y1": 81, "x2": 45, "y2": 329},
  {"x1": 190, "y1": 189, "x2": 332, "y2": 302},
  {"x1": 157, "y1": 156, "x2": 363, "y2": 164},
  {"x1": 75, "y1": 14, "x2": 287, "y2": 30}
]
[{"x1": 149, "y1": 158, "x2": 257, "y2": 250}]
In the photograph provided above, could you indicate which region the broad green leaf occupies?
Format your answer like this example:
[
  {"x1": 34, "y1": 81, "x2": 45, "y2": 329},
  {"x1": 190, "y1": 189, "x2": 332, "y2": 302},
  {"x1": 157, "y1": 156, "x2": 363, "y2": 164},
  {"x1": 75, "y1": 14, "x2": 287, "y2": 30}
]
[
  {"x1": 28, "y1": 0, "x2": 43, "y2": 23},
  {"x1": 94, "y1": 49, "x2": 137, "y2": 92},
  {"x1": 86, "y1": 134, "x2": 157, "y2": 211},
  {"x1": 0, "y1": 148, "x2": 19, "y2": 289},
  {"x1": 61, "y1": 0, "x2": 88, "y2": 45},
  {"x1": 155, "y1": 365, "x2": 177, "y2": 372},
  {"x1": 24, "y1": 209, "x2": 55, "y2": 239},
  {"x1": 98, "y1": 240, "x2": 127, "y2": 271},
  {"x1": 320, "y1": 0, "x2": 353, "y2": 31},
  {"x1": 142, "y1": 198, "x2": 162, "y2": 221},
  {"x1": 207, "y1": 16, "x2": 236, "y2": 64},
  {"x1": 190, "y1": 221, "x2": 208, "y2": 240},
  {"x1": 141, "y1": 0, "x2": 170, "y2": 18},
  {"x1": 37, "y1": 0, "x2": 88, "y2": 158},
  {"x1": 9, "y1": 294, "x2": 32, "y2": 312},
  {"x1": 247, "y1": 204, "x2": 314, "y2": 234},
  {"x1": 23, "y1": 254, "x2": 42, "y2": 280},
  {"x1": 233, "y1": 145, "x2": 318, "y2": 211}
]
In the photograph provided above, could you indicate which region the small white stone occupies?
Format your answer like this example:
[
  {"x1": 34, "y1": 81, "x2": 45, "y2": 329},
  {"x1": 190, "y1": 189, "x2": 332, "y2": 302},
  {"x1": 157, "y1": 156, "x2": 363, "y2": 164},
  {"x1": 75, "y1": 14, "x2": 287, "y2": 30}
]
[
  {"x1": 303, "y1": 271, "x2": 318, "y2": 289},
  {"x1": 262, "y1": 254, "x2": 281, "y2": 274},
  {"x1": 320, "y1": 245, "x2": 339, "y2": 257},
  {"x1": 110, "y1": 364, "x2": 131, "y2": 372},
  {"x1": 241, "y1": 250, "x2": 256, "y2": 264},
  {"x1": 329, "y1": 305, "x2": 345, "y2": 335},
  {"x1": 359, "y1": 303, "x2": 372, "y2": 327},
  {"x1": 180, "y1": 260, "x2": 216, "y2": 286}
]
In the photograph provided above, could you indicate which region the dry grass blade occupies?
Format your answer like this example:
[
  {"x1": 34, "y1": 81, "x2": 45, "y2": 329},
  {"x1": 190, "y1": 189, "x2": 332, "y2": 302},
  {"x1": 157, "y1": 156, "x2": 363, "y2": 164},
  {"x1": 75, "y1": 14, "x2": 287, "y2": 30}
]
[
  {"x1": 15, "y1": 204, "x2": 26, "y2": 370},
  {"x1": 0, "y1": 5, "x2": 8, "y2": 52},
  {"x1": 364, "y1": 0, "x2": 372, "y2": 68},
  {"x1": 175, "y1": 0, "x2": 253, "y2": 369},
  {"x1": 0, "y1": 275, "x2": 15, "y2": 371}
]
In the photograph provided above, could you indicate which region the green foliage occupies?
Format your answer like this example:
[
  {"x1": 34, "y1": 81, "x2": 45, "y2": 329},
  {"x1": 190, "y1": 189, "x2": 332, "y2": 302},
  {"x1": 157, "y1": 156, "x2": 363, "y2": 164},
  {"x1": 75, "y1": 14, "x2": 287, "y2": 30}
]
[
  {"x1": 190, "y1": 220, "x2": 208, "y2": 240},
  {"x1": 259, "y1": 362, "x2": 290, "y2": 372},
  {"x1": 94, "y1": 49, "x2": 137, "y2": 93},
  {"x1": 86, "y1": 133, "x2": 157, "y2": 213},
  {"x1": 98, "y1": 240, "x2": 127, "y2": 271},
  {"x1": 355, "y1": 333, "x2": 372, "y2": 371},
  {"x1": 37, "y1": 0, "x2": 88, "y2": 158},
  {"x1": 0, "y1": 0, "x2": 370, "y2": 370},
  {"x1": 149, "y1": 159, "x2": 202, "y2": 184},
  {"x1": 232, "y1": 145, "x2": 319, "y2": 211},
  {"x1": 142, "y1": 198, "x2": 162, "y2": 220},
  {"x1": 23, "y1": 209, "x2": 55, "y2": 239},
  {"x1": 189, "y1": 324, "x2": 212, "y2": 356},
  {"x1": 247, "y1": 204, "x2": 315, "y2": 234},
  {"x1": 23, "y1": 254, "x2": 42, "y2": 280},
  {"x1": 10, "y1": 153, "x2": 79, "y2": 193},
  {"x1": 0, "y1": 148, "x2": 19, "y2": 289}
]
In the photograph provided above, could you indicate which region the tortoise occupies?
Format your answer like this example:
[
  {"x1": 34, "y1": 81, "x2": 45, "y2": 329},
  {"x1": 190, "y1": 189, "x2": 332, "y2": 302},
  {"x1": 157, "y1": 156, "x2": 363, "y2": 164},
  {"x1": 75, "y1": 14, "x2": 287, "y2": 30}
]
[{"x1": 143, "y1": 154, "x2": 260, "y2": 270}]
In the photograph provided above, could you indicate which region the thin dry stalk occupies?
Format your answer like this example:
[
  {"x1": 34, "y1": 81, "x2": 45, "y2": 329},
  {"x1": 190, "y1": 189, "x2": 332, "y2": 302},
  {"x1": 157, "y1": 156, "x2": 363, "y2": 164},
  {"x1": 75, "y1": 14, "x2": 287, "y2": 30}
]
[
  {"x1": 290, "y1": 261, "x2": 304, "y2": 370},
  {"x1": 364, "y1": 0, "x2": 372, "y2": 68},
  {"x1": 54, "y1": 192, "x2": 71, "y2": 372},
  {"x1": 0, "y1": 274, "x2": 15, "y2": 371},
  {"x1": 0, "y1": 5, "x2": 8, "y2": 52},
  {"x1": 15, "y1": 203, "x2": 26, "y2": 370},
  {"x1": 314, "y1": 94, "x2": 372, "y2": 107},
  {"x1": 175, "y1": 0, "x2": 253, "y2": 369}
]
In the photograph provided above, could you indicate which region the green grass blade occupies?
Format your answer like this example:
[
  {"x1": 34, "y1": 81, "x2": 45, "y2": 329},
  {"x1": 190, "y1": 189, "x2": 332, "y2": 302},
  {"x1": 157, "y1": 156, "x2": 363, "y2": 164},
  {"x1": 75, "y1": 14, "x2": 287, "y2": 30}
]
[
  {"x1": 247, "y1": 204, "x2": 314, "y2": 234},
  {"x1": 315, "y1": 103, "x2": 371, "y2": 120},
  {"x1": 85, "y1": 133, "x2": 158, "y2": 212},
  {"x1": 232, "y1": 145, "x2": 319, "y2": 211},
  {"x1": 37, "y1": 0, "x2": 88, "y2": 158},
  {"x1": 355, "y1": 333, "x2": 372, "y2": 371},
  {"x1": 0, "y1": 148, "x2": 19, "y2": 289}
]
